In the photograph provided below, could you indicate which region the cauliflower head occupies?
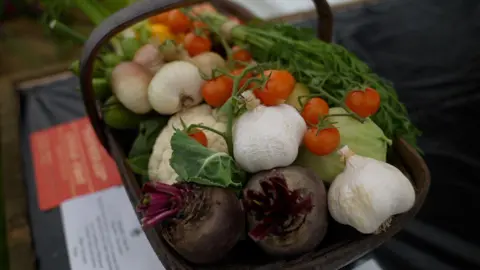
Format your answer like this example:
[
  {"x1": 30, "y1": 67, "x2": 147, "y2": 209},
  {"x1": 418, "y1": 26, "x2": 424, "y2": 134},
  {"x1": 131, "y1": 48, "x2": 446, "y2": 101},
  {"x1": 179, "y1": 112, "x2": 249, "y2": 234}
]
[{"x1": 148, "y1": 104, "x2": 227, "y2": 184}]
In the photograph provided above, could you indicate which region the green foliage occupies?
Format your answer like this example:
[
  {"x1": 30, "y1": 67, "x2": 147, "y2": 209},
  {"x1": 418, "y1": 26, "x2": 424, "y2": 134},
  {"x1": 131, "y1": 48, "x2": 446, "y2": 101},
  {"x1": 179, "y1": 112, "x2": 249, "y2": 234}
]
[
  {"x1": 170, "y1": 131, "x2": 246, "y2": 188},
  {"x1": 127, "y1": 117, "x2": 169, "y2": 182}
]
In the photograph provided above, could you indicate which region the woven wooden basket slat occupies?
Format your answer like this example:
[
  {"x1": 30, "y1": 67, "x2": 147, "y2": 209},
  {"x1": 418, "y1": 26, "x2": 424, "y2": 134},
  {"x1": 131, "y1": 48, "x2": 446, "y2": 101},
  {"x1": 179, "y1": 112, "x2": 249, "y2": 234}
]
[{"x1": 78, "y1": 1, "x2": 431, "y2": 269}]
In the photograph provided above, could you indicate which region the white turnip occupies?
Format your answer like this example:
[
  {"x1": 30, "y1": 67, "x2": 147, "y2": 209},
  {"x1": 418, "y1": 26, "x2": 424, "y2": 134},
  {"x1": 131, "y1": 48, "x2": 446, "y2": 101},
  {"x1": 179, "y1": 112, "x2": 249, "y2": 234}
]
[
  {"x1": 111, "y1": 62, "x2": 152, "y2": 114},
  {"x1": 137, "y1": 182, "x2": 244, "y2": 264},
  {"x1": 242, "y1": 165, "x2": 328, "y2": 257},
  {"x1": 189, "y1": 52, "x2": 226, "y2": 78},
  {"x1": 148, "y1": 61, "x2": 204, "y2": 115},
  {"x1": 133, "y1": 44, "x2": 164, "y2": 74}
]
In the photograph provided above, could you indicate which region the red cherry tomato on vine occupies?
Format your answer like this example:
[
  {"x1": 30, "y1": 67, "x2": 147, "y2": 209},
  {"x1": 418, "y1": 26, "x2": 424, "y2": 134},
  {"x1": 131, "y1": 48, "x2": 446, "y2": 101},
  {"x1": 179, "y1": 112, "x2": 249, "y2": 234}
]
[
  {"x1": 231, "y1": 68, "x2": 253, "y2": 89},
  {"x1": 232, "y1": 46, "x2": 252, "y2": 63},
  {"x1": 192, "y1": 21, "x2": 209, "y2": 35},
  {"x1": 149, "y1": 12, "x2": 169, "y2": 24},
  {"x1": 166, "y1": 9, "x2": 191, "y2": 34},
  {"x1": 301, "y1": 98, "x2": 329, "y2": 125},
  {"x1": 184, "y1": 32, "x2": 212, "y2": 56},
  {"x1": 303, "y1": 127, "x2": 340, "y2": 156},
  {"x1": 228, "y1": 16, "x2": 243, "y2": 24},
  {"x1": 189, "y1": 130, "x2": 208, "y2": 147},
  {"x1": 201, "y1": 75, "x2": 233, "y2": 107},
  {"x1": 345, "y1": 87, "x2": 381, "y2": 118},
  {"x1": 192, "y1": 3, "x2": 217, "y2": 15},
  {"x1": 253, "y1": 70, "x2": 296, "y2": 106}
]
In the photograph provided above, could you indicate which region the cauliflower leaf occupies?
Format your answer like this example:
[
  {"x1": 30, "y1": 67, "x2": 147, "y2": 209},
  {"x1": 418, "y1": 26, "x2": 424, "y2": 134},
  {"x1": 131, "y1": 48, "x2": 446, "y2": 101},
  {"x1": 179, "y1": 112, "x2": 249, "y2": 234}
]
[
  {"x1": 170, "y1": 130, "x2": 245, "y2": 188},
  {"x1": 129, "y1": 117, "x2": 169, "y2": 158}
]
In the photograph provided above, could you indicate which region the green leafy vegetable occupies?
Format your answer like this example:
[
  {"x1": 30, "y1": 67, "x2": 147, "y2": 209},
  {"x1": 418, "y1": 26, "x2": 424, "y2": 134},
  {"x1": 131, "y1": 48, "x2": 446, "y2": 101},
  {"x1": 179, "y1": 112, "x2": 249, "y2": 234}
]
[
  {"x1": 128, "y1": 154, "x2": 150, "y2": 176},
  {"x1": 128, "y1": 117, "x2": 169, "y2": 158},
  {"x1": 170, "y1": 130, "x2": 246, "y2": 188},
  {"x1": 127, "y1": 117, "x2": 169, "y2": 182}
]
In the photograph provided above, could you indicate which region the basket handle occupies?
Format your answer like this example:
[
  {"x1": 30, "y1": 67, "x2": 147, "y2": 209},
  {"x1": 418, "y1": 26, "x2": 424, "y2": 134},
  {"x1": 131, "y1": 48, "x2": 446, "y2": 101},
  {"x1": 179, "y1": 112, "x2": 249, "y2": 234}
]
[{"x1": 79, "y1": 0, "x2": 333, "y2": 150}]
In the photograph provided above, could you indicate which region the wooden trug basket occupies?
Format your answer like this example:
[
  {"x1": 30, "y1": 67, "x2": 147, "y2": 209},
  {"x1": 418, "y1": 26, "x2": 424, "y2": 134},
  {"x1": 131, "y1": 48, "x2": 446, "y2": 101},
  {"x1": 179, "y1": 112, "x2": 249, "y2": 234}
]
[{"x1": 79, "y1": 0, "x2": 431, "y2": 269}]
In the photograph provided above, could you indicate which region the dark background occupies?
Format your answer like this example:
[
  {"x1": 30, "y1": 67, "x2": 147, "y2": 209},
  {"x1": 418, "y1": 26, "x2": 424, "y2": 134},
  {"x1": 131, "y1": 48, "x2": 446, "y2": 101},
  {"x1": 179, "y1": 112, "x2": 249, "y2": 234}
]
[{"x1": 18, "y1": 0, "x2": 480, "y2": 269}]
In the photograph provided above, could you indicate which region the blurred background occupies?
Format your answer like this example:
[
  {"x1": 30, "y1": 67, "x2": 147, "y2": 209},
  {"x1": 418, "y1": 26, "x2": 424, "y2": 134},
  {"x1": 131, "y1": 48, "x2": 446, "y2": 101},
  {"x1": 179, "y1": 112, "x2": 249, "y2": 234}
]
[
  {"x1": 0, "y1": 0, "x2": 355, "y2": 75},
  {"x1": 1, "y1": 0, "x2": 479, "y2": 270}
]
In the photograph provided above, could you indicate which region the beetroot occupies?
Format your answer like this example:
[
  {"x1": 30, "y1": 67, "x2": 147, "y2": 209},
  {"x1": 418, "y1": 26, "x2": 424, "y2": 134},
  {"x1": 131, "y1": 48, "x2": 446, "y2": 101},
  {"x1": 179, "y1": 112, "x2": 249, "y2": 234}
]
[
  {"x1": 137, "y1": 182, "x2": 245, "y2": 264},
  {"x1": 242, "y1": 166, "x2": 328, "y2": 256}
]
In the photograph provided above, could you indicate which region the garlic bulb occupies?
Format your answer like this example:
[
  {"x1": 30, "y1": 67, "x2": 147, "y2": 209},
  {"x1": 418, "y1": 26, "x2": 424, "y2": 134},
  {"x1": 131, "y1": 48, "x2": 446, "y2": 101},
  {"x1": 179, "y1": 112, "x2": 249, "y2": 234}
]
[
  {"x1": 328, "y1": 146, "x2": 415, "y2": 234},
  {"x1": 233, "y1": 104, "x2": 306, "y2": 173}
]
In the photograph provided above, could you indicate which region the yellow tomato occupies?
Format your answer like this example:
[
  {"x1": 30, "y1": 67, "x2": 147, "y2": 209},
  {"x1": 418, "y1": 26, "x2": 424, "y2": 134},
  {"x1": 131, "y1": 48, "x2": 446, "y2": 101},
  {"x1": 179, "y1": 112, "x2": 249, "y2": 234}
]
[{"x1": 149, "y1": 24, "x2": 175, "y2": 43}]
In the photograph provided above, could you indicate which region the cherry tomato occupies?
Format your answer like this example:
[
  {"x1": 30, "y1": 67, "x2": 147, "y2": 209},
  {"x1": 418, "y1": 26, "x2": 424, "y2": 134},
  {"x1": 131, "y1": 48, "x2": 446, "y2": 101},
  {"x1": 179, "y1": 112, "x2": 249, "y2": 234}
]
[
  {"x1": 231, "y1": 68, "x2": 253, "y2": 89},
  {"x1": 193, "y1": 20, "x2": 209, "y2": 35},
  {"x1": 301, "y1": 98, "x2": 329, "y2": 125},
  {"x1": 184, "y1": 32, "x2": 212, "y2": 56},
  {"x1": 174, "y1": 33, "x2": 185, "y2": 45},
  {"x1": 304, "y1": 127, "x2": 340, "y2": 156},
  {"x1": 228, "y1": 16, "x2": 243, "y2": 24},
  {"x1": 192, "y1": 3, "x2": 217, "y2": 15},
  {"x1": 253, "y1": 70, "x2": 296, "y2": 106},
  {"x1": 149, "y1": 12, "x2": 169, "y2": 24},
  {"x1": 201, "y1": 76, "x2": 233, "y2": 107},
  {"x1": 232, "y1": 46, "x2": 252, "y2": 63},
  {"x1": 345, "y1": 87, "x2": 381, "y2": 118},
  {"x1": 189, "y1": 130, "x2": 208, "y2": 147},
  {"x1": 166, "y1": 9, "x2": 191, "y2": 34}
]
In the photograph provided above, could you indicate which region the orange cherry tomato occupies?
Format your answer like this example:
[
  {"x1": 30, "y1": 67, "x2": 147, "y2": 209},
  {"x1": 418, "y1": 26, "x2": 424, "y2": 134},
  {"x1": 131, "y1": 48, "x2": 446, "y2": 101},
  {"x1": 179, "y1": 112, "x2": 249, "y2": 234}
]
[
  {"x1": 345, "y1": 87, "x2": 381, "y2": 118},
  {"x1": 149, "y1": 12, "x2": 169, "y2": 24},
  {"x1": 232, "y1": 46, "x2": 252, "y2": 63},
  {"x1": 231, "y1": 68, "x2": 253, "y2": 89},
  {"x1": 166, "y1": 9, "x2": 191, "y2": 34},
  {"x1": 304, "y1": 127, "x2": 340, "y2": 156},
  {"x1": 183, "y1": 32, "x2": 212, "y2": 56},
  {"x1": 189, "y1": 130, "x2": 208, "y2": 147},
  {"x1": 201, "y1": 76, "x2": 233, "y2": 107},
  {"x1": 301, "y1": 98, "x2": 330, "y2": 125},
  {"x1": 253, "y1": 70, "x2": 296, "y2": 106}
]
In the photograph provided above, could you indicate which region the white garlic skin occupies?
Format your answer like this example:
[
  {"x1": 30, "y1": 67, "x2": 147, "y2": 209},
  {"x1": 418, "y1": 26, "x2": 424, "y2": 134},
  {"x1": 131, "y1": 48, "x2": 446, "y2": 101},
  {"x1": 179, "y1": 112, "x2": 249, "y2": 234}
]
[
  {"x1": 328, "y1": 149, "x2": 416, "y2": 234},
  {"x1": 233, "y1": 104, "x2": 307, "y2": 173}
]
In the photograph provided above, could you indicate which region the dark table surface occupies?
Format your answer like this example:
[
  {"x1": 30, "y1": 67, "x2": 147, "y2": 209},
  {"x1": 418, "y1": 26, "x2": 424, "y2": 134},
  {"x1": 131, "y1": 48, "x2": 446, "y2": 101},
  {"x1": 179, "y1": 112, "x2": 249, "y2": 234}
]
[{"x1": 19, "y1": 0, "x2": 480, "y2": 269}]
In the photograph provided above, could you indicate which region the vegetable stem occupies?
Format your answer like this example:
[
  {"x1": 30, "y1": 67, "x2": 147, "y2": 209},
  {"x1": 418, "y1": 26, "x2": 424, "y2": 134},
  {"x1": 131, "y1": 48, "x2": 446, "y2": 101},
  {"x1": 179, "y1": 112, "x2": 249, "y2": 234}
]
[
  {"x1": 224, "y1": 64, "x2": 262, "y2": 155},
  {"x1": 200, "y1": 11, "x2": 421, "y2": 150},
  {"x1": 73, "y1": 0, "x2": 108, "y2": 25},
  {"x1": 137, "y1": 182, "x2": 186, "y2": 227},
  {"x1": 49, "y1": 20, "x2": 87, "y2": 44},
  {"x1": 301, "y1": 91, "x2": 365, "y2": 123},
  {"x1": 187, "y1": 124, "x2": 228, "y2": 143}
]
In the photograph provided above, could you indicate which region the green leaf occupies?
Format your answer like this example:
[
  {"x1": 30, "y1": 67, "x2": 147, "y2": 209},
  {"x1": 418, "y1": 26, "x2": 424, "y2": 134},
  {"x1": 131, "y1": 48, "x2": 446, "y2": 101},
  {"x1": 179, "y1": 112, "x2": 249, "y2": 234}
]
[
  {"x1": 102, "y1": 53, "x2": 124, "y2": 68},
  {"x1": 92, "y1": 78, "x2": 111, "y2": 101},
  {"x1": 170, "y1": 130, "x2": 246, "y2": 188},
  {"x1": 129, "y1": 117, "x2": 169, "y2": 158},
  {"x1": 121, "y1": 38, "x2": 142, "y2": 60},
  {"x1": 127, "y1": 154, "x2": 150, "y2": 176}
]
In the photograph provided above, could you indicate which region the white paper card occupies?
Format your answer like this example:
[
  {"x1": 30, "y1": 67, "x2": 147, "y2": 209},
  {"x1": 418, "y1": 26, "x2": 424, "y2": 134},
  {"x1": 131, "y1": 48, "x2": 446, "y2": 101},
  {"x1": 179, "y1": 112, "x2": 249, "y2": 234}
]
[{"x1": 61, "y1": 186, "x2": 165, "y2": 270}]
